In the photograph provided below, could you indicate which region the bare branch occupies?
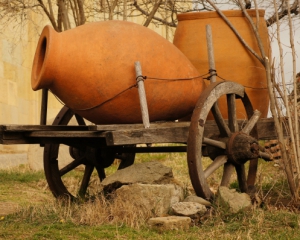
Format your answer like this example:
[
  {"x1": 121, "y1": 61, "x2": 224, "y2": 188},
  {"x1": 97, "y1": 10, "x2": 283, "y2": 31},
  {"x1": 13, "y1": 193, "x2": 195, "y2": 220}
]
[
  {"x1": 205, "y1": 0, "x2": 264, "y2": 65},
  {"x1": 143, "y1": 0, "x2": 162, "y2": 27},
  {"x1": 237, "y1": 0, "x2": 266, "y2": 60},
  {"x1": 266, "y1": 0, "x2": 299, "y2": 26},
  {"x1": 37, "y1": 0, "x2": 58, "y2": 31},
  {"x1": 69, "y1": 0, "x2": 79, "y2": 26},
  {"x1": 133, "y1": 1, "x2": 176, "y2": 27},
  {"x1": 76, "y1": 0, "x2": 86, "y2": 25}
]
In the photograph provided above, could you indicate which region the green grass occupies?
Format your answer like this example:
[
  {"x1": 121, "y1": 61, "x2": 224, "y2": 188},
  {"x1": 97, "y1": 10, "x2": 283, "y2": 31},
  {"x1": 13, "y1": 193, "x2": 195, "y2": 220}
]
[{"x1": 0, "y1": 165, "x2": 44, "y2": 183}]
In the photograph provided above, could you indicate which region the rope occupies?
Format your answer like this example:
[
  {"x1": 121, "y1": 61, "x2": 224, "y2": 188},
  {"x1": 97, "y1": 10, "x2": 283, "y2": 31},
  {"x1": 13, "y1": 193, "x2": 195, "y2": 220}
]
[
  {"x1": 50, "y1": 69, "x2": 268, "y2": 111},
  {"x1": 145, "y1": 73, "x2": 209, "y2": 81},
  {"x1": 52, "y1": 74, "x2": 207, "y2": 111},
  {"x1": 203, "y1": 68, "x2": 218, "y2": 80}
]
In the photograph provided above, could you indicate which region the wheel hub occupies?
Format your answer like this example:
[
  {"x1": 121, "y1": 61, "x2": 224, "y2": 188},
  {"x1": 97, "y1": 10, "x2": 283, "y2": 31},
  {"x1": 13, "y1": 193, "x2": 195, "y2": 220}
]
[
  {"x1": 69, "y1": 146, "x2": 116, "y2": 168},
  {"x1": 227, "y1": 132, "x2": 260, "y2": 165},
  {"x1": 69, "y1": 146, "x2": 86, "y2": 160}
]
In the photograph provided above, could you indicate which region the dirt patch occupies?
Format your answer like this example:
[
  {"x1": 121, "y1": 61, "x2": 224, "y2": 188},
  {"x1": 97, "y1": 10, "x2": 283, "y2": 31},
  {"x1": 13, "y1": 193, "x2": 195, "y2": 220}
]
[
  {"x1": 0, "y1": 179, "x2": 52, "y2": 217},
  {"x1": 0, "y1": 202, "x2": 20, "y2": 216}
]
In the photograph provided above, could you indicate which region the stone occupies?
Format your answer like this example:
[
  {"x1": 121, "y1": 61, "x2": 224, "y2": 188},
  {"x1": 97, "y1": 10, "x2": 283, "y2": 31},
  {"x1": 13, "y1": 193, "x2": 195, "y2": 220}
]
[
  {"x1": 217, "y1": 186, "x2": 252, "y2": 213},
  {"x1": 148, "y1": 216, "x2": 191, "y2": 231},
  {"x1": 0, "y1": 153, "x2": 27, "y2": 169},
  {"x1": 183, "y1": 195, "x2": 211, "y2": 207},
  {"x1": 113, "y1": 183, "x2": 184, "y2": 216},
  {"x1": 101, "y1": 161, "x2": 175, "y2": 192},
  {"x1": 171, "y1": 202, "x2": 207, "y2": 217}
]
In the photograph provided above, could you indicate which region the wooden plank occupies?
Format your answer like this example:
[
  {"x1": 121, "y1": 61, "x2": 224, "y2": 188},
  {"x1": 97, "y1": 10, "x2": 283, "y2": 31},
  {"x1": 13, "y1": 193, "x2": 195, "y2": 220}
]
[
  {"x1": 105, "y1": 127, "x2": 188, "y2": 146},
  {"x1": 255, "y1": 118, "x2": 286, "y2": 140},
  {"x1": 0, "y1": 136, "x2": 106, "y2": 146},
  {"x1": 0, "y1": 130, "x2": 106, "y2": 145},
  {"x1": 206, "y1": 118, "x2": 286, "y2": 140},
  {"x1": 90, "y1": 122, "x2": 190, "y2": 131},
  {"x1": 24, "y1": 131, "x2": 106, "y2": 138},
  {"x1": 0, "y1": 125, "x2": 89, "y2": 132},
  {"x1": 105, "y1": 118, "x2": 285, "y2": 146},
  {"x1": 0, "y1": 136, "x2": 39, "y2": 145},
  {"x1": 0, "y1": 118, "x2": 288, "y2": 146}
]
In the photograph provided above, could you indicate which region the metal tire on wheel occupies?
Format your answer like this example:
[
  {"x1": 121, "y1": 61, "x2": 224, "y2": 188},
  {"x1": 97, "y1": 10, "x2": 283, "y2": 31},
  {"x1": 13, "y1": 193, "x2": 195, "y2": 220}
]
[{"x1": 187, "y1": 81, "x2": 260, "y2": 200}]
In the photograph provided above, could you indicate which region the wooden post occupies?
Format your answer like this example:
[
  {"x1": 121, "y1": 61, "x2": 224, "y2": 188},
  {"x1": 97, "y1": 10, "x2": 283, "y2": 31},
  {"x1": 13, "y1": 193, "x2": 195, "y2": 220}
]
[
  {"x1": 40, "y1": 88, "x2": 48, "y2": 125},
  {"x1": 206, "y1": 25, "x2": 217, "y2": 83},
  {"x1": 135, "y1": 61, "x2": 150, "y2": 128}
]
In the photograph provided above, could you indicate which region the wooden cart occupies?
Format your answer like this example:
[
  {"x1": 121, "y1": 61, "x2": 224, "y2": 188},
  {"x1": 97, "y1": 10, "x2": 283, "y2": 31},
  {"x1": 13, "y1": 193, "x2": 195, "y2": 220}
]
[{"x1": 0, "y1": 80, "x2": 280, "y2": 201}]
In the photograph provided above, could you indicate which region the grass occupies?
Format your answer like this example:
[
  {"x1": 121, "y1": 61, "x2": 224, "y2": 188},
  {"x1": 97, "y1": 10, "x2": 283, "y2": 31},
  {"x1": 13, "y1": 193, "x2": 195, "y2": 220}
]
[
  {"x1": 0, "y1": 149, "x2": 299, "y2": 239},
  {"x1": 0, "y1": 164, "x2": 45, "y2": 183},
  {"x1": 1, "y1": 203, "x2": 300, "y2": 239}
]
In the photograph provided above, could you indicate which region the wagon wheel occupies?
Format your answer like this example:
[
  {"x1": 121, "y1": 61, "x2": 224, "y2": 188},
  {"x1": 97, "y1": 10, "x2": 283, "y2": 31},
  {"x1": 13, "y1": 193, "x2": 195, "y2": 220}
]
[
  {"x1": 187, "y1": 81, "x2": 260, "y2": 200},
  {"x1": 44, "y1": 106, "x2": 135, "y2": 200}
]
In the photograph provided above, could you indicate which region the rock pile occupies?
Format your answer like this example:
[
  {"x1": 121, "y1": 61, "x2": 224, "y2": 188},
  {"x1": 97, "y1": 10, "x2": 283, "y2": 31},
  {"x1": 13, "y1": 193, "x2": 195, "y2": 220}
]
[{"x1": 101, "y1": 161, "x2": 253, "y2": 231}]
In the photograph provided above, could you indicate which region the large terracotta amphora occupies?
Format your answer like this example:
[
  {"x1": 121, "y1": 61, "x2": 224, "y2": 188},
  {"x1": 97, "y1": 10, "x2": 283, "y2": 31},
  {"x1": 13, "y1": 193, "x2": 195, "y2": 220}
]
[
  {"x1": 173, "y1": 10, "x2": 270, "y2": 118},
  {"x1": 32, "y1": 20, "x2": 206, "y2": 124}
]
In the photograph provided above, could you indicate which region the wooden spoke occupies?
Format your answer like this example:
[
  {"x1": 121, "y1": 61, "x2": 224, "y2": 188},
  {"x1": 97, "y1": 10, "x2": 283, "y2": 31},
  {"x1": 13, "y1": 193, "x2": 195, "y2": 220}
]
[
  {"x1": 203, "y1": 137, "x2": 226, "y2": 149},
  {"x1": 96, "y1": 165, "x2": 106, "y2": 181},
  {"x1": 227, "y1": 94, "x2": 239, "y2": 132},
  {"x1": 78, "y1": 165, "x2": 94, "y2": 198},
  {"x1": 235, "y1": 164, "x2": 248, "y2": 193},
  {"x1": 211, "y1": 103, "x2": 231, "y2": 137},
  {"x1": 204, "y1": 155, "x2": 228, "y2": 178},
  {"x1": 75, "y1": 113, "x2": 86, "y2": 126},
  {"x1": 59, "y1": 157, "x2": 84, "y2": 176},
  {"x1": 241, "y1": 110, "x2": 261, "y2": 134},
  {"x1": 220, "y1": 163, "x2": 235, "y2": 186},
  {"x1": 247, "y1": 158, "x2": 258, "y2": 187}
]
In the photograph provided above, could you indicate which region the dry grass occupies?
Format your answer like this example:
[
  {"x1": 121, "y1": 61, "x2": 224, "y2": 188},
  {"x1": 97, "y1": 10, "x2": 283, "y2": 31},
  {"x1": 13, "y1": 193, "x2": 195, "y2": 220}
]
[{"x1": 1, "y1": 149, "x2": 299, "y2": 239}]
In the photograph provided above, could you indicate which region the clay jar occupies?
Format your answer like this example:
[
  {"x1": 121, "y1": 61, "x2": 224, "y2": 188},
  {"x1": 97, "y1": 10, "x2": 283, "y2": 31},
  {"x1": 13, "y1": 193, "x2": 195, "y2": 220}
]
[
  {"x1": 32, "y1": 21, "x2": 206, "y2": 124},
  {"x1": 173, "y1": 10, "x2": 270, "y2": 118}
]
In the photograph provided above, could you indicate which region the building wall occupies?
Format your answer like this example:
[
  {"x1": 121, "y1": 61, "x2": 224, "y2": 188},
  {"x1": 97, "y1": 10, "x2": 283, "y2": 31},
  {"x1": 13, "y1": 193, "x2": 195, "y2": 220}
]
[{"x1": 0, "y1": 12, "x2": 39, "y2": 154}]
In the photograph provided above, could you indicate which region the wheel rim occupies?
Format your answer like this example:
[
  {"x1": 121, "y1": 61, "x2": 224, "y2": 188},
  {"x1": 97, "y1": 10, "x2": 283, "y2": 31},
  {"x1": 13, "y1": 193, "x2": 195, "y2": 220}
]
[
  {"x1": 187, "y1": 81, "x2": 259, "y2": 200},
  {"x1": 44, "y1": 106, "x2": 135, "y2": 199}
]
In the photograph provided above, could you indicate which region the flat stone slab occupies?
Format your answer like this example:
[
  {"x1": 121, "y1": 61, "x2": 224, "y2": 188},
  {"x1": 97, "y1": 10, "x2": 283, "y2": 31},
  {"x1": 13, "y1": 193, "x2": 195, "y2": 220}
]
[
  {"x1": 148, "y1": 216, "x2": 191, "y2": 231},
  {"x1": 101, "y1": 161, "x2": 174, "y2": 192},
  {"x1": 171, "y1": 202, "x2": 207, "y2": 217},
  {"x1": 183, "y1": 195, "x2": 211, "y2": 207},
  {"x1": 217, "y1": 186, "x2": 252, "y2": 213},
  {"x1": 114, "y1": 183, "x2": 184, "y2": 216}
]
